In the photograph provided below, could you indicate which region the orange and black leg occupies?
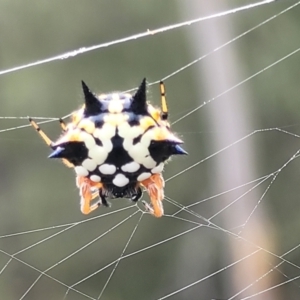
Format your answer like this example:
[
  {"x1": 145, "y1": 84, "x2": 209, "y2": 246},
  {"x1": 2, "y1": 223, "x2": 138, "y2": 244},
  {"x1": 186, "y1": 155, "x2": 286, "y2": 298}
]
[
  {"x1": 76, "y1": 176, "x2": 106, "y2": 214},
  {"x1": 140, "y1": 173, "x2": 165, "y2": 217},
  {"x1": 29, "y1": 118, "x2": 73, "y2": 168}
]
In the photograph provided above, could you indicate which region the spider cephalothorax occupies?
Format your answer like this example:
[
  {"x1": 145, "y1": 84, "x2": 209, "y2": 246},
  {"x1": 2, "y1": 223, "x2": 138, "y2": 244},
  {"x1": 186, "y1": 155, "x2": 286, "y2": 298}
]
[{"x1": 30, "y1": 79, "x2": 187, "y2": 217}]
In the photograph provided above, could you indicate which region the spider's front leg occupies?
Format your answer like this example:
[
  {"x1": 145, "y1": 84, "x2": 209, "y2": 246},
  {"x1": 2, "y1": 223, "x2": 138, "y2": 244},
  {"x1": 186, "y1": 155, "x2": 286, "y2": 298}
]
[
  {"x1": 76, "y1": 176, "x2": 105, "y2": 214},
  {"x1": 140, "y1": 173, "x2": 165, "y2": 217},
  {"x1": 131, "y1": 186, "x2": 143, "y2": 202}
]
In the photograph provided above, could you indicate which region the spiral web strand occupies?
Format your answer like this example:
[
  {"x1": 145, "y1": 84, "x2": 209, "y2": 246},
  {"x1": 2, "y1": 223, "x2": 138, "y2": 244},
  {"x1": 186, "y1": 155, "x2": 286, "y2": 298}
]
[{"x1": 1, "y1": 1, "x2": 300, "y2": 299}]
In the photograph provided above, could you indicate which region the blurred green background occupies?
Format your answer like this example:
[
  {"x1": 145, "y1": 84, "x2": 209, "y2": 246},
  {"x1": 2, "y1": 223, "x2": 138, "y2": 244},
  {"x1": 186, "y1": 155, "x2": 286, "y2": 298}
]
[{"x1": 1, "y1": 1, "x2": 300, "y2": 299}]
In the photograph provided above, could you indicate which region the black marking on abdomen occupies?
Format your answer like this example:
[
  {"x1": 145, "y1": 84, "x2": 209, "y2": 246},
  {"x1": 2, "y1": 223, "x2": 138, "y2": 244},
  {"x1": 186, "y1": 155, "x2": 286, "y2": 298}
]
[{"x1": 105, "y1": 133, "x2": 132, "y2": 167}]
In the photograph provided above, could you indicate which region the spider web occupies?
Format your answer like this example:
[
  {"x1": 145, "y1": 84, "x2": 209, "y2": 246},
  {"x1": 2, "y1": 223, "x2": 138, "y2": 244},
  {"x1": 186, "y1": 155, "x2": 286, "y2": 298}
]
[{"x1": 1, "y1": 0, "x2": 300, "y2": 299}]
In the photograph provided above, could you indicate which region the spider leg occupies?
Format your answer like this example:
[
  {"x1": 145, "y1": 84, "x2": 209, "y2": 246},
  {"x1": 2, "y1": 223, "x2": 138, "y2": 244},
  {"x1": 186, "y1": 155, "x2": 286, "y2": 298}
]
[
  {"x1": 76, "y1": 176, "x2": 104, "y2": 214},
  {"x1": 59, "y1": 118, "x2": 67, "y2": 131},
  {"x1": 160, "y1": 81, "x2": 168, "y2": 120},
  {"x1": 29, "y1": 117, "x2": 74, "y2": 168},
  {"x1": 131, "y1": 186, "x2": 143, "y2": 202},
  {"x1": 140, "y1": 173, "x2": 165, "y2": 217},
  {"x1": 98, "y1": 189, "x2": 110, "y2": 207},
  {"x1": 29, "y1": 118, "x2": 53, "y2": 147}
]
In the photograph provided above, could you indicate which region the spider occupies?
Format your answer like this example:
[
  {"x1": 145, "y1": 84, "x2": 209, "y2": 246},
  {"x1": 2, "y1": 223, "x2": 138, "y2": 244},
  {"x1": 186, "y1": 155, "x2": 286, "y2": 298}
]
[{"x1": 29, "y1": 79, "x2": 187, "y2": 217}]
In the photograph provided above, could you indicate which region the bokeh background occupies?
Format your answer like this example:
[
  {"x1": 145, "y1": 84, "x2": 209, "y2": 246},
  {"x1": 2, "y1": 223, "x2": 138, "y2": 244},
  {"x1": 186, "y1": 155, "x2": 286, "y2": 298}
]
[{"x1": 1, "y1": 1, "x2": 300, "y2": 299}]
